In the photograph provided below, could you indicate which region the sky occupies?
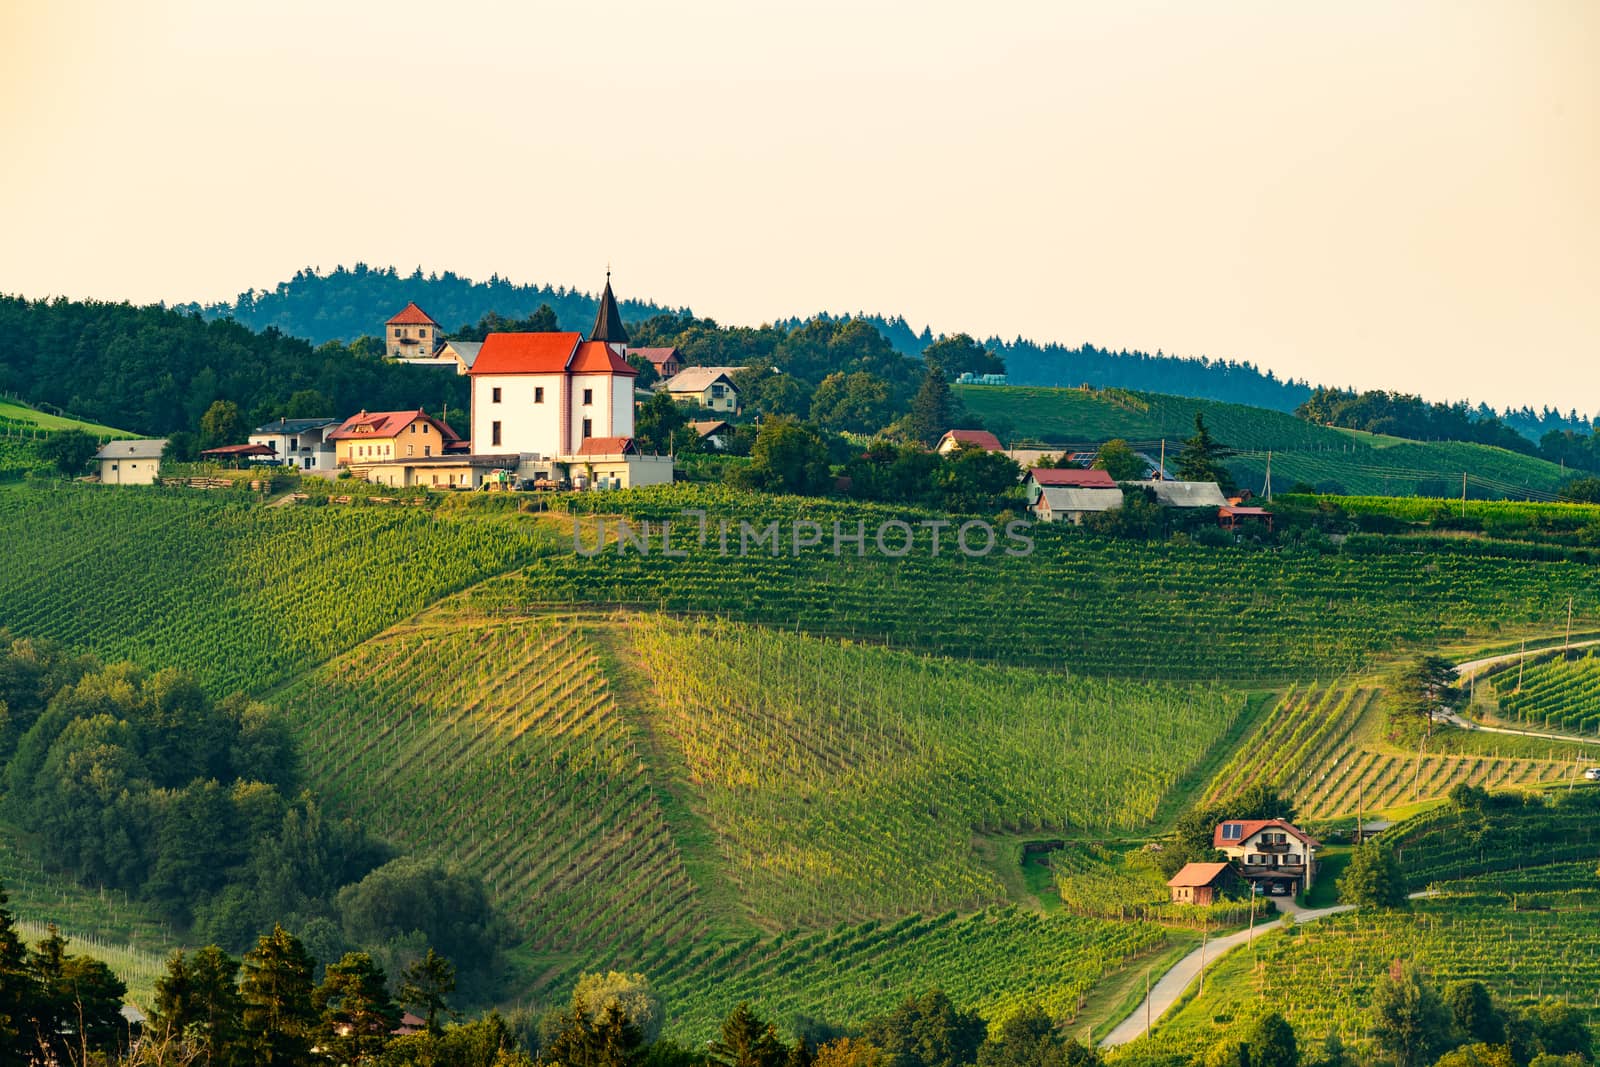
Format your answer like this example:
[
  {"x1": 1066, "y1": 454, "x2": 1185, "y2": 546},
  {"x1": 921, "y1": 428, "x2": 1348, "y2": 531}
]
[{"x1": 2, "y1": 0, "x2": 1597, "y2": 410}]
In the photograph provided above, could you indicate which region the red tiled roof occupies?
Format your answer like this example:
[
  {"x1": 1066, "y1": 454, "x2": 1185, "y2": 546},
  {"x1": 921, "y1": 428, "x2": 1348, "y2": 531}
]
[
  {"x1": 386, "y1": 302, "x2": 438, "y2": 326},
  {"x1": 628, "y1": 346, "x2": 680, "y2": 368},
  {"x1": 568, "y1": 340, "x2": 638, "y2": 376},
  {"x1": 1214, "y1": 819, "x2": 1320, "y2": 850},
  {"x1": 1167, "y1": 861, "x2": 1234, "y2": 888},
  {"x1": 1029, "y1": 467, "x2": 1116, "y2": 488},
  {"x1": 327, "y1": 409, "x2": 460, "y2": 443},
  {"x1": 1220, "y1": 506, "x2": 1272, "y2": 517},
  {"x1": 575, "y1": 436, "x2": 637, "y2": 456},
  {"x1": 939, "y1": 429, "x2": 1002, "y2": 451},
  {"x1": 470, "y1": 332, "x2": 583, "y2": 376}
]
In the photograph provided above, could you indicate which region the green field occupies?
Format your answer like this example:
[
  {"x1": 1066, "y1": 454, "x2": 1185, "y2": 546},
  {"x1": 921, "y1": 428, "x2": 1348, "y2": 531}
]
[
  {"x1": 956, "y1": 385, "x2": 1575, "y2": 499},
  {"x1": 0, "y1": 398, "x2": 130, "y2": 437},
  {"x1": 1490, "y1": 649, "x2": 1600, "y2": 734}
]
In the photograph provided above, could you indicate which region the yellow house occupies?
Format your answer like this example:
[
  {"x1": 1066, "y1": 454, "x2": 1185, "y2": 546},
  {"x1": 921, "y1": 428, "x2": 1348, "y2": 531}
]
[
  {"x1": 386, "y1": 303, "x2": 441, "y2": 360},
  {"x1": 660, "y1": 367, "x2": 741, "y2": 414},
  {"x1": 328, "y1": 409, "x2": 462, "y2": 471}
]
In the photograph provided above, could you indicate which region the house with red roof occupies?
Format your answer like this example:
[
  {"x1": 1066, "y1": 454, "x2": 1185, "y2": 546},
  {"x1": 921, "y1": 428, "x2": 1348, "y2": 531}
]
[
  {"x1": 935, "y1": 429, "x2": 1002, "y2": 455},
  {"x1": 328, "y1": 409, "x2": 463, "y2": 473},
  {"x1": 385, "y1": 303, "x2": 442, "y2": 361},
  {"x1": 626, "y1": 346, "x2": 683, "y2": 378},
  {"x1": 464, "y1": 276, "x2": 673, "y2": 489},
  {"x1": 1214, "y1": 819, "x2": 1321, "y2": 895}
]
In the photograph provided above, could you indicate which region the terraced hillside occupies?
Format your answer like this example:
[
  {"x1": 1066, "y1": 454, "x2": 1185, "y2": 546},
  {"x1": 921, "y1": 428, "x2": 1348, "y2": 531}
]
[
  {"x1": 1491, "y1": 648, "x2": 1600, "y2": 734},
  {"x1": 0, "y1": 487, "x2": 561, "y2": 693},
  {"x1": 956, "y1": 385, "x2": 1572, "y2": 498},
  {"x1": 273, "y1": 616, "x2": 708, "y2": 962},
  {"x1": 1205, "y1": 685, "x2": 1591, "y2": 819}
]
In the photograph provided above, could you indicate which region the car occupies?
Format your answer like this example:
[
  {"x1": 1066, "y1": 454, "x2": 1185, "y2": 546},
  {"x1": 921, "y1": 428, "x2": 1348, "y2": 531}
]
[
  {"x1": 1267, "y1": 882, "x2": 1292, "y2": 896},
  {"x1": 1584, "y1": 767, "x2": 1600, "y2": 782}
]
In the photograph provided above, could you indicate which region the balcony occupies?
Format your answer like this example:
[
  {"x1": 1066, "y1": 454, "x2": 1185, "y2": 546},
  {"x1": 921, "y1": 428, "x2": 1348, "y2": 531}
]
[{"x1": 1257, "y1": 841, "x2": 1293, "y2": 854}]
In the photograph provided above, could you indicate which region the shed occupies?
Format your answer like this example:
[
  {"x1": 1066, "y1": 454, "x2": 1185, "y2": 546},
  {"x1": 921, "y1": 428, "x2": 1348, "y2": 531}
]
[
  {"x1": 1031, "y1": 484, "x2": 1123, "y2": 524},
  {"x1": 1167, "y1": 862, "x2": 1237, "y2": 906},
  {"x1": 1139, "y1": 480, "x2": 1229, "y2": 508}
]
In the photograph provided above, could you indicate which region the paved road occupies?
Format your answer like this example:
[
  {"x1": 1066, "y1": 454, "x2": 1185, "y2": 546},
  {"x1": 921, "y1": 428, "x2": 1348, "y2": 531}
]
[
  {"x1": 1454, "y1": 639, "x2": 1600, "y2": 681},
  {"x1": 1099, "y1": 901, "x2": 1355, "y2": 1048},
  {"x1": 1449, "y1": 639, "x2": 1600, "y2": 748}
]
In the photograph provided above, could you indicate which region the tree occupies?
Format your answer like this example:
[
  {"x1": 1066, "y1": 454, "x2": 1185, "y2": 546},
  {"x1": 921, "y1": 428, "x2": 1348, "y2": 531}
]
[
  {"x1": 239, "y1": 924, "x2": 318, "y2": 1066},
  {"x1": 1526, "y1": 1002, "x2": 1594, "y2": 1060},
  {"x1": 810, "y1": 371, "x2": 892, "y2": 435},
  {"x1": 932, "y1": 448, "x2": 1024, "y2": 514},
  {"x1": 1337, "y1": 844, "x2": 1407, "y2": 908},
  {"x1": 737, "y1": 417, "x2": 831, "y2": 496},
  {"x1": 0, "y1": 882, "x2": 36, "y2": 1062},
  {"x1": 907, "y1": 370, "x2": 958, "y2": 447},
  {"x1": 1369, "y1": 962, "x2": 1452, "y2": 1067},
  {"x1": 1245, "y1": 1012, "x2": 1299, "y2": 1067},
  {"x1": 977, "y1": 1003, "x2": 1092, "y2": 1067},
  {"x1": 39, "y1": 430, "x2": 99, "y2": 477},
  {"x1": 26, "y1": 924, "x2": 128, "y2": 1064},
  {"x1": 1443, "y1": 981, "x2": 1504, "y2": 1046},
  {"x1": 923, "y1": 335, "x2": 1004, "y2": 380},
  {"x1": 626, "y1": 355, "x2": 661, "y2": 389},
  {"x1": 816, "y1": 1038, "x2": 893, "y2": 1067},
  {"x1": 1557, "y1": 476, "x2": 1600, "y2": 504},
  {"x1": 1432, "y1": 1045, "x2": 1515, "y2": 1067},
  {"x1": 544, "y1": 999, "x2": 645, "y2": 1067},
  {"x1": 864, "y1": 990, "x2": 986, "y2": 1067},
  {"x1": 570, "y1": 972, "x2": 663, "y2": 1045},
  {"x1": 399, "y1": 948, "x2": 457, "y2": 1035},
  {"x1": 1391, "y1": 655, "x2": 1460, "y2": 738},
  {"x1": 634, "y1": 392, "x2": 688, "y2": 455},
  {"x1": 153, "y1": 945, "x2": 243, "y2": 1059},
  {"x1": 314, "y1": 951, "x2": 399, "y2": 1064},
  {"x1": 1175, "y1": 413, "x2": 1236, "y2": 493},
  {"x1": 1091, "y1": 439, "x2": 1146, "y2": 481},
  {"x1": 199, "y1": 400, "x2": 244, "y2": 449},
  {"x1": 709, "y1": 1002, "x2": 787, "y2": 1067}
]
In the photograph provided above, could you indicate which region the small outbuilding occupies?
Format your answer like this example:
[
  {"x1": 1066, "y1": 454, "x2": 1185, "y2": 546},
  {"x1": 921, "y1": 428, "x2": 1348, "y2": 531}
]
[
  {"x1": 1219, "y1": 505, "x2": 1273, "y2": 532},
  {"x1": 935, "y1": 429, "x2": 1003, "y2": 454},
  {"x1": 94, "y1": 439, "x2": 168, "y2": 485},
  {"x1": 1030, "y1": 484, "x2": 1124, "y2": 524},
  {"x1": 1167, "y1": 862, "x2": 1238, "y2": 906}
]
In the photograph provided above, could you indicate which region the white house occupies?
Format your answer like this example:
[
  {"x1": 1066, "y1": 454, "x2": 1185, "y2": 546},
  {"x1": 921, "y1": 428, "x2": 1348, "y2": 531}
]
[
  {"x1": 1214, "y1": 819, "x2": 1321, "y2": 895},
  {"x1": 1031, "y1": 484, "x2": 1124, "y2": 524},
  {"x1": 465, "y1": 276, "x2": 669, "y2": 487},
  {"x1": 250, "y1": 417, "x2": 339, "y2": 472},
  {"x1": 95, "y1": 439, "x2": 167, "y2": 485}
]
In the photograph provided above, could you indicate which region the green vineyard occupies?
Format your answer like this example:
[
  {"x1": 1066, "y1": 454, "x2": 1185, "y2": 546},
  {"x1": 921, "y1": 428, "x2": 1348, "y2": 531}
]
[
  {"x1": 1491, "y1": 649, "x2": 1600, "y2": 734},
  {"x1": 273, "y1": 617, "x2": 707, "y2": 962},
  {"x1": 624, "y1": 616, "x2": 1244, "y2": 929}
]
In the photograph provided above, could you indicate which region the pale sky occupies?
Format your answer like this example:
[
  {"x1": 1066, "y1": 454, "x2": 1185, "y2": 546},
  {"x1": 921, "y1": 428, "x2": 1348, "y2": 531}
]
[{"x1": 2, "y1": 1, "x2": 1596, "y2": 409}]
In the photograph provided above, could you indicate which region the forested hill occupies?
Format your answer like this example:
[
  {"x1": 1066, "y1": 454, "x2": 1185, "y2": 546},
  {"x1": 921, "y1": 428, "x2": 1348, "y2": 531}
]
[
  {"x1": 173, "y1": 264, "x2": 684, "y2": 345},
  {"x1": 185, "y1": 265, "x2": 1315, "y2": 412}
]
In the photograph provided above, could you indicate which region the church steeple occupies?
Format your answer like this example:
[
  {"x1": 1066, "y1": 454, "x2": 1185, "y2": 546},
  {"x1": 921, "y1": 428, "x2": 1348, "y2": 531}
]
[{"x1": 589, "y1": 272, "x2": 628, "y2": 346}]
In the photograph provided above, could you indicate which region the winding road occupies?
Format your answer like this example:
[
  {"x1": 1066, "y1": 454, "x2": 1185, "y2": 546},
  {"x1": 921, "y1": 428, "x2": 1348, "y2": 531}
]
[{"x1": 1449, "y1": 639, "x2": 1600, "y2": 747}]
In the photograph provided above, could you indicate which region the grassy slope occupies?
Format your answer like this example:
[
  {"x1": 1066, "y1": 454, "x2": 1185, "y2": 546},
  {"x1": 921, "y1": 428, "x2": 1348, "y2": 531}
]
[
  {"x1": 957, "y1": 385, "x2": 1573, "y2": 498},
  {"x1": 0, "y1": 399, "x2": 130, "y2": 437}
]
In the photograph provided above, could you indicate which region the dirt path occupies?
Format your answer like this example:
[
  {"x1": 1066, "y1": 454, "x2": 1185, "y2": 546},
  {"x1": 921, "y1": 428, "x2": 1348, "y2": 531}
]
[{"x1": 1099, "y1": 902, "x2": 1354, "y2": 1047}]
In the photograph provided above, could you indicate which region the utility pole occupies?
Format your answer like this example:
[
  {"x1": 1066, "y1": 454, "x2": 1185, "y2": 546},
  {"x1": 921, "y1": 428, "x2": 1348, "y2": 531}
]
[
  {"x1": 1461, "y1": 472, "x2": 1468, "y2": 517},
  {"x1": 1145, "y1": 968, "x2": 1152, "y2": 1035},
  {"x1": 1567, "y1": 596, "x2": 1574, "y2": 651},
  {"x1": 1199, "y1": 921, "x2": 1209, "y2": 996},
  {"x1": 1518, "y1": 637, "x2": 1526, "y2": 692},
  {"x1": 1264, "y1": 451, "x2": 1273, "y2": 501},
  {"x1": 1159, "y1": 439, "x2": 1166, "y2": 480}
]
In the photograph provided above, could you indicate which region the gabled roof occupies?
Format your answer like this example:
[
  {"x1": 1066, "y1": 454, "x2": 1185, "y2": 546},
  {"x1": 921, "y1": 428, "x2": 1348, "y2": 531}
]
[
  {"x1": 470, "y1": 332, "x2": 583, "y2": 375},
  {"x1": 937, "y1": 429, "x2": 1003, "y2": 451},
  {"x1": 575, "y1": 436, "x2": 638, "y2": 456},
  {"x1": 1220, "y1": 505, "x2": 1272, "y2": 517},
  {"x1": 440, "y1": 340, "x2": 483, "y2": 369},
  {"x1": 1214, "y1": 819, "x2": 1321, "y2": 850},
  {"x1": 662, "y1": 367, "x2": 739, "y2": 393},
  {"x1": 1028, "y1": 467, "x2": 1116, "y2": 488},
  {"x1": 1034, "y1": 485, "x2": 1123, "y2": 513},
  {"x1": 387, "y1": 302, "x2": 438, "y2": 326},
  {"x1": 628, "y1": 346, "x2": 680, "y2": 368},
  {"x1": 589, "y1": 277, "x2": 628, "y2": 344},
  {"x1": 327, "y1": 410, "x2": 461, "y2": 443},
  {"x1": 1141, "y1": 480, "x2": 1229, "y2": 508},
  {"x1": 1167, "y1": 861, "x2": 1234, "y2": 889},
  {"x1": 690, "y1": 420, "x2": 731, "y2": 437},
  {"x1": 568, "y1": 340, "x2": 638, "y2": 376},
  {"x1": 94, "y1": 438, "x2": 167, "y2": 460},
  {"x1": 200, "y1": 443, "x2": 276, "y2": 457},
  {"x1": 254, "y1": 417, "x2": 338, "y2": 434}
]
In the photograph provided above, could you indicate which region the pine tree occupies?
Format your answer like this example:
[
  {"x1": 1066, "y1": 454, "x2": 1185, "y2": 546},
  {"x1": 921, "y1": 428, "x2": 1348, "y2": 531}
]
[
  {"x1": 908, "y1": 370, "x2": 957, "y2": 447},
  {"x1": 314, "y1": 951, "x2": 398, "y2": 1064},
  {"x1": 1175, "y1": 413, "x2": 1236, "y2": 492},
  {"x1": 399, "y1": 948, "x2": 457, "y2": 1035},
  {"x1": 239, "y1": 924, "x2": 318, "y2": 1066},
  {"x1": 0, "y1": 882, "x2": 36, "y2": 1062}
]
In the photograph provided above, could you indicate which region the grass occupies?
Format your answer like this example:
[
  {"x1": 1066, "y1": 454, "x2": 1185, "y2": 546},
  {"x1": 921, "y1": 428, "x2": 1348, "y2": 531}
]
[
  {"x1": 0, "y1": 398, "x2": 131, "y2": 437},
  {"x1": 1300, "y1": 845, "x2": 1349, "y2": 908}
]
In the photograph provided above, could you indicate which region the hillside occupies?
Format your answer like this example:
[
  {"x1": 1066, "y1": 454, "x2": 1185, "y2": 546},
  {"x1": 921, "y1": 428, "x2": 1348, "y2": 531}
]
[
  {"x1": 958, "y1": 384, "x2": 1578, "y2": 499},
  {"x1": 0, "y1": 398, "x2": 130, "y2": 437}
]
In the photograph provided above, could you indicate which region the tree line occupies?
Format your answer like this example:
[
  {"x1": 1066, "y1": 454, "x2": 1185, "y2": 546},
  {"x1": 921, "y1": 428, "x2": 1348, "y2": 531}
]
[{"x1": 0, "y1": 631, "x2": 503, "y2": 997}]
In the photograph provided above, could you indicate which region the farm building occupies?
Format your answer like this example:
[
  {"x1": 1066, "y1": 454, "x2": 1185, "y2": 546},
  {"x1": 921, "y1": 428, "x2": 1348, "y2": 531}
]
[
  {"x1": 627, "y1": 346, "x2": 683, "y2": 378},
  {"x1": 569, "y1": 436, "x2": 673, "y2": 490},
  {"x1": 660, "y1": 366, "x2": 741, "y2": 414},
  {"x1": 1215, "y1": 819, "x2": 1320, "y2": 895},
  {"x1": 94, "y1": 439, "x2": 168, "y2": 485},
  {"x1": 935, "y1": 429, "x2": 1002, "y2": 454},
  {"x1": 1023, "y1": 466, "x2": 1117, "y2": 504},
  {"x1": 363, "y1": 453, "x2": 523, "y2": 490},
  {"x1": 1138, "y1": 480, "x2": 1229, "y2": 508},
  {"x1": 328, "y1": 410, "x2": 464, "y2": 473},
  {"x1": 1219, "y1": 505, "x2": 1273, "y2": 532},
  {"x1": 1167, "y1": 862, "x2": 1237, "y2": 906},
  {"x1": 1030, "y1": 484, "x2": 1124, "y2": 524},
  {"x1": 250, "y1": 417, "x2": 339, "y2": 471},
  {"x1": 689, "y1": 420, "x2": 732, "y2": 450}
]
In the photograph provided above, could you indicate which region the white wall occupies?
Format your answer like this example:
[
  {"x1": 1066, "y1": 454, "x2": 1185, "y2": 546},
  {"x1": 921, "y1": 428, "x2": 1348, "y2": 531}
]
[
  {"x1": 610, "y1": 376, "x2": 635, "y2": 439},
  {"x1": 473, "y1": 373, "x2": 565, "y2": 457},
  {"x1": 568, "y1": 373, "x2": 612, "y2": 453}
]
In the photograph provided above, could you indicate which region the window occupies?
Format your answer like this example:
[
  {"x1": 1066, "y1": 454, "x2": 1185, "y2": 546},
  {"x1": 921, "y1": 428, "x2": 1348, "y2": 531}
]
[
  {"x1": 407, "y1": 445, "x2": 414, "y2": 457},
  {"x1": 535, "y1": 387, "x2": 545, "y2": 404},
  {"x1": 711, "y1": 384, "x2": 725, "y2": 398},
  {"x1": 1221, "y1": 824, "x2": 1243, "y2": 841},
  {"x1": 492, "y1": 387, "x2": 502, "y2": 403},
  {"x1": 491, "y1": 422, "x2": 501, "y2": 447},
  {"x1": 582, "y1": 418, "x2": 593, "y2": 440},
  {"x1": 583, "y1": 389, "x2": 593, "y2": 405},
  {"x1": 424, "y1": 445, "x2": 432, "y2": 457},
  {"x1": 393, "y1": 328, "x2": 401, "y2": 338}
]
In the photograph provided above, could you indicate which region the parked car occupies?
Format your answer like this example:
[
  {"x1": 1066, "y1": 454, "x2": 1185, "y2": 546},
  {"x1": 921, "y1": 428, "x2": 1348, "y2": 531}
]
[{"x1": 1584, "y1": 767, "x2": 1600, "y2": 781}]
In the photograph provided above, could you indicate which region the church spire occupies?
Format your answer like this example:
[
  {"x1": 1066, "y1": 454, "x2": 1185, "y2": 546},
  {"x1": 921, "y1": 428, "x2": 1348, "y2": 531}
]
[{"x1": 589, "y1": 271, "x2": 628, "y2": 345}]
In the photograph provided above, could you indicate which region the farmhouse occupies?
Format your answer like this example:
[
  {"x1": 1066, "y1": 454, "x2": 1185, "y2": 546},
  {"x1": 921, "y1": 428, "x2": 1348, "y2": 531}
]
[
  {"x1": 328, "y1": 409, "x2": 463, "y2": 473},
  {"x1": 1167, "y1": 861, "x2": 1237, "y2": 906},
  {"x1": 660, "y1": 366, "x2": 741, "y2": 414},
  {"x1": 1215, "y1": 819, "x2": 1320, "y2": 895},
  {"x1": 1023, "y1": 466, "x2": 1116, "y2": 503},
  {"x1": 385, "y1": 302, "x2": 442, "y2": 361},
  {"x1": 627, "y1": 346, "x2": 683, "y2": 378},
  {"x1": 935, "y1": 429, "x2": 1002, "y2": 454},
  {"x1": 1031, "y1": 485, "x2": 1124, "y2": 524},
  {"x1": 250, "y1": 417, "x2": 339, "y2": 471},
  {"x1": 94, "y1": 439, "x2": 167, "y2": 485}
]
